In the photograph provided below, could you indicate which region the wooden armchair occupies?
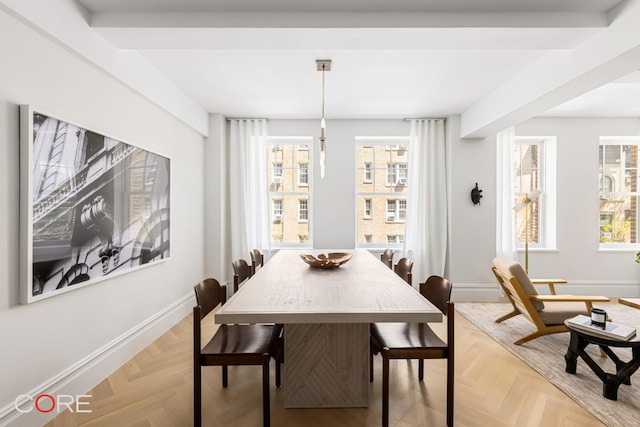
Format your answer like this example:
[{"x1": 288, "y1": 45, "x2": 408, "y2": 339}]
[{"x1": 492, "y1": 257, "x2": 609, "y2": 345}]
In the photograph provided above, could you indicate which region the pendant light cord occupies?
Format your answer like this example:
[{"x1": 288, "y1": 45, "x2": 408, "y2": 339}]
[{"x1": 321, "y1": 63, "x2": 325, "y2": 120}]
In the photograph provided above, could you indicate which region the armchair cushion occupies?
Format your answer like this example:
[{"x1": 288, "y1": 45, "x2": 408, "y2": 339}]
[
  {"x1": 493, "y1": 256, "x2": 544, "y2": 311},
  {"x1": 538, "y1": 302, "x2": 589, "y2": 325}
]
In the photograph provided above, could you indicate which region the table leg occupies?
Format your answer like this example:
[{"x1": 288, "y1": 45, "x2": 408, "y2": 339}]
[
  {"x1": 564, "y1": 331, "x2": 579, "y2": 374},
  {"x1": 284, "y1": 323, "x2": 369, "y2": 408}
]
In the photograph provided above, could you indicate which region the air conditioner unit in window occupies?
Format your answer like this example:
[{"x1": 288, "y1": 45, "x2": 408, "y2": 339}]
[
  {"x1": 273, "y1": 214, "x2": 282, "y2": 222},
  {"x1": 397, "y1": 178, "x2": 407, "y2": 185},
  {"x1": 387, "y1": 214, "x2": 396, "y2": 221},
  {"x1": 273, "y1": 176, "x2": 282, "y2": 184}
]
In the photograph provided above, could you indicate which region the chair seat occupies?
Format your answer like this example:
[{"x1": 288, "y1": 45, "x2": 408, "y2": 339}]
[
  {"x1": 538, "y1": 302, "x2": 589, "y2": 325},
  {"x1": 202, "y1": 324, "x2": 279, "y2": 356},
  {"x1": 371, "y1": 322, "x2": 446, "y2": 350}
]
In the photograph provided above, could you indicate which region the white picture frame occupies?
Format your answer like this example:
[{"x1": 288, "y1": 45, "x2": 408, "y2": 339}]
[{"x1": 20, "y1": 105, "x2": 171, "y2": 303}]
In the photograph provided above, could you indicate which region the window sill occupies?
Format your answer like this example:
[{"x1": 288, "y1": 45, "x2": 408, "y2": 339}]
[{"x1": 598, "y1": 247, "x2": 640, "y2": 253}]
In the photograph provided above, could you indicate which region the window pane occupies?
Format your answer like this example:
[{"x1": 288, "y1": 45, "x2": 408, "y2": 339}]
[
  {"x1": 514, "y1": 141, "x2": 542, "y2": 245},
  {"x1": 268, "y1": 140, "x2": 312, "y2": 245},
  {"x1": 599, "y1": 141, "x2": 640, "y2": 244},
  {"x1": 356, "y1": 140, "x2": 408, "y2": 245}
]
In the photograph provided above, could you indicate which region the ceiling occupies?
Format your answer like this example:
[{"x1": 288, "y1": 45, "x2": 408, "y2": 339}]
[{"x1": 9, "y1": 0, "x2": 640, "y2": 135}]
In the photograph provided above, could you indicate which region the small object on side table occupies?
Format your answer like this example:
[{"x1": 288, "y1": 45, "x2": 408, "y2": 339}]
[{"x1": 591, "y1": 307, "x2": 607, "y2": 329}]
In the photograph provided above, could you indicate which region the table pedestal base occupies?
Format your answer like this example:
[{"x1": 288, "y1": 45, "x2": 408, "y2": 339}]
[{"x1": 284, "y1": 323, "x2": 369, "y2": 408}]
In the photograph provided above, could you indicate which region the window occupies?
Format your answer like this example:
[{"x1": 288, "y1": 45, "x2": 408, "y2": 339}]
[
  {"x1": 387, "y1": 235, "x2": 404, "y2": 244},
  {"x1": 356, "y1": 137, "x2": 409, "y2": 247},
  {"x1": 364, "y1": 199, "x2": 372, "y2": 219},
  {"x1": 386, "y1": 199, "x2": 406, "y2": 222},
  {"x1": 298, "y1": 199, "x2": 309, "y2": 221},
  {"x1": 298, "y1": 163, "x2": 309, "y2": 185},
  {"x1": 267, "y1": 137, "x2": 313, "y2": 246},
  {"x1": 513, "y1": 137, "x2": 556, "y2": 250},
  {"x1": 386, "y1": 163, "x2": 407, "y2": 186},
  {"x1": 272, "y1": 199, "x2": 282, "y2": 222},
  {"x1": 363, "y1": 162, "x2": 372, "y2": 183},
  {"x1": 272, "y1": 162, "x2": 283, "y2": 184},
  {"x1": 599, "y1": 138, "x2": 640, "y2": 245}
]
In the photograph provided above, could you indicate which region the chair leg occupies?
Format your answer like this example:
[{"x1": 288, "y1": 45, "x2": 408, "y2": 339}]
[
  {"x1": 194, "y1": 361, "x2": 201, "y2": 427},
  {"x1": 447, "y1": 356, "x2": 454, "y2": 426},
  {"x1": 275, "y1": 356, "x2": 281, "y2": 388},
  {"x1": 370, "y1": 350, "x2": 374, "y2": 382},
  {"x1": 382, "y1": 355, "x2": 389, "y2": 427},
  {"x1": 262, "y1": 360, "x2": 271, "y2": 427},
  {"x1": 222, "y1": 365, "x2": 228, "y2": 387},
  {"x1": 418, "y1": 359, "x2": 424, "y2": 381}
]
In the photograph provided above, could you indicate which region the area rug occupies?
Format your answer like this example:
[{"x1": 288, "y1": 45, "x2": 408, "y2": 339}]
[{"x1": 455, "y1": 302, "x2": 640, "y2": 427}]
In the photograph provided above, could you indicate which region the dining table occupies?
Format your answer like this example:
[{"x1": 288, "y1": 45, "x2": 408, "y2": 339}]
[{"x1": 215, "y1": 249, "x2": 442, "y2": 408}]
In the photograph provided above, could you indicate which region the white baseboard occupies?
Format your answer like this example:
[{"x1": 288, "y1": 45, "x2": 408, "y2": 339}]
[
  {"x1": 452, "y1": 281, "x2": 640, "y2": 302},
  {"x1": 0, "y1": 292, "x2": 193, "y2": 427}
]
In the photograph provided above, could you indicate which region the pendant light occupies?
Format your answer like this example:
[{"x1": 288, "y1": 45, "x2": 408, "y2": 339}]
[{"x1": 316, "y1": 59, "x2": 331, "y2": 178}]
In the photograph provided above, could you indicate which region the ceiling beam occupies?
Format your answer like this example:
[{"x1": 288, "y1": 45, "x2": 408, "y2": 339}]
[
  {"x1": 460, "y1": 0, "x2": 640, "y2": 139},
  {"x1": 90, "y1": 11, "x2": 607, "y2": 29}
]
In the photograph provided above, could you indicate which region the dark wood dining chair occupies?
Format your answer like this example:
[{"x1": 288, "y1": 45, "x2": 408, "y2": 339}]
[
  {"x1": 380, "y1": 249, "x2": 394, "y2": 269},
  {"x1": 370, "y1": 275, "x2": 454, "y2": 427},
  {"x1": 250, "y1": 249, "x2": 264, "y2": 276},
  {"x1": 232, "y1": 258, "x2": 252, "y2": 293},
  {"x1": 193, "y1": 278, "x2": 281, "y2": 427},
  {"x1": 394, "y1": 257, "x2": 413, "y2": 286}
]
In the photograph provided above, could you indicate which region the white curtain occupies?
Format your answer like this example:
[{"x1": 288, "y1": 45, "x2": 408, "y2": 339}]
[
  {"x1": 496, "y1": 126, "x2": 517, "y2": 259},
  {"x1": 229, "y1": 119, "x2": 270, "y2": 263},
  {"x1": 403, "y1": 119, "x2": 448, "y2": 284}
]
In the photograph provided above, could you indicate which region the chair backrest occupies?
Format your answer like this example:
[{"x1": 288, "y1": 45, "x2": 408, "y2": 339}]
[
  {"x1": 194, "y1": 278, "x2": 227, "y2": 319},
  {"x1": 394, "y1": 257, "x2": 413, "y2": 285},
  {"x1": 380, "y1": 249, "x2": 394, "y2": 269},
  {"x1": 250, "y1": 249, "x2": 264, "y2": 275},
  {"x1": 419, "y1": 275, "x2": 452, "y2": 314},
  {"x1": 492, "y1": 257, "x2": 544, "y2": 312},
  {"x1": 420, "y1": 276, "x2": 454, "y2": 358},
  {"x1": 232, "y1": 258, "x2": 252, "y2": 292}
]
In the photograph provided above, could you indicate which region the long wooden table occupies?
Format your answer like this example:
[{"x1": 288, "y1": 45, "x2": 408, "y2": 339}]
[{"x1": 215, "y1": 249, "x2": 442, "y2": 408}]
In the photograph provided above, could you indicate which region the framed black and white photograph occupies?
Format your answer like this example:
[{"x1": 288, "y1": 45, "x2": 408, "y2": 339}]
[{"x1": 19, "y1": 105, "x2": 171, "y2": 303}]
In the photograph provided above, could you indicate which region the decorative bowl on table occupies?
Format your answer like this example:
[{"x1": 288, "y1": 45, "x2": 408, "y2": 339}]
[{"x1": 299, "y1": 252, "x2": 352, "y2": 269}]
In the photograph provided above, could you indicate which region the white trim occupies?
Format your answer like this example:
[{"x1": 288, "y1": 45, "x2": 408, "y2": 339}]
[
  {"x1": 451, "y1": 281, "x2": 640, "y2": 303},
  {"x1": 0, "y1": 292, "x2": 193, "y2": 427}
]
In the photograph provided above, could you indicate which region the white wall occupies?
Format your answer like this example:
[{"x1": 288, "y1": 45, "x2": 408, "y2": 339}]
[
  {"x1": 447, "y1": 116, "x2": 500, "y2": 299},
  {"x1": 515, "y1": 117, "x2": 640, "y2": 293},
  {"x1": 447, "y1": 116, "x2": 640, "y2": 299},
  {"x1": 0, "y1": 9, "x2": 206, "y2": 425}
]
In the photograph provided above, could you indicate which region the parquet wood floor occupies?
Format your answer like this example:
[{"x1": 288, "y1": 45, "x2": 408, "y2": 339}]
[{"x1": 46, "y1": 309, "x2": 604, "y2": 427}]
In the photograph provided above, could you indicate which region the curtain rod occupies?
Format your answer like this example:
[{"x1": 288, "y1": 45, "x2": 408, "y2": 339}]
[
  {"x1": 403, "y1": 117, "x2": 446, "y2": 121},
  {"x1": 226, "y1": 117, "x2": 269, "y2": 121}
]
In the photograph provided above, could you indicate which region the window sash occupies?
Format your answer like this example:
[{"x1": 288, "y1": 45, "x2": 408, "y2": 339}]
[{"x1": 599, "y1": 140, "x2": 640, "y2": 245}]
